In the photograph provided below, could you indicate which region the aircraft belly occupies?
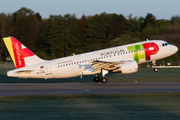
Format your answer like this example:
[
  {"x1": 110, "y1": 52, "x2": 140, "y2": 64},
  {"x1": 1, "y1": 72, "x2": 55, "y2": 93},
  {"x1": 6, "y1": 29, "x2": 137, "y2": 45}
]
[{"x1": 52, "y1": 67, "x2": 82, "y2": 78}]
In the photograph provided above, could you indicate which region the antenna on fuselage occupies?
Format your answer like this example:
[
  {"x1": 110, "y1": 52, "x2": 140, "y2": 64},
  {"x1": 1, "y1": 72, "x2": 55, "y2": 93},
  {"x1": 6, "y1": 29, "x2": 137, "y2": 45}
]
[
  {"x1": 73, "y1": 53, "x2": 76, "y2": 56},
  {"x1": 146, "y1": 38, "x2": 149, "y2": 41}
]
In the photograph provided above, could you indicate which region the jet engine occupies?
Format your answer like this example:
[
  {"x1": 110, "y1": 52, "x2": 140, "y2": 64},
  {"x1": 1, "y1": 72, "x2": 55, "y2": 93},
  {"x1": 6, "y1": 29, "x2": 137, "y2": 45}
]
[{"x1": 109, "y1": 61, "x2": 138, "y2": 74}]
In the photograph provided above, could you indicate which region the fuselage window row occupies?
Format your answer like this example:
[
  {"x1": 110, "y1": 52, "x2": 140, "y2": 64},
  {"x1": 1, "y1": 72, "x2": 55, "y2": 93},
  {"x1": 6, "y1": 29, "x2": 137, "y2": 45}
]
[{"x1": 58, "y1": 48, "x2": 146, "y2": 67}]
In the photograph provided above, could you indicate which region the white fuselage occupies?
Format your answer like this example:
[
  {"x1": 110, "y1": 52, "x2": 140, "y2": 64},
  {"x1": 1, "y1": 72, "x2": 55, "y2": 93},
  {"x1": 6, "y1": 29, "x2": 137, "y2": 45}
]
[{"x1": 7, "y1": 40, "x2": 178, "y2": 79}]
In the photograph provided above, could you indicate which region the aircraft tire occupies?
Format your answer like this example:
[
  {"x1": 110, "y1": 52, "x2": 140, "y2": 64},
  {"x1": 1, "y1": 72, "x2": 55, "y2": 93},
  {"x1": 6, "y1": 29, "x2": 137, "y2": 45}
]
[
  {"x1": 101, "y1": 77, "x2": 107, "y2": 83},
  {"x1": 94, "y1": 77, "x2": 100, "y2": 82},
  {"x1": 154, "y1": 68, "x2": 158, "y2": 72}
]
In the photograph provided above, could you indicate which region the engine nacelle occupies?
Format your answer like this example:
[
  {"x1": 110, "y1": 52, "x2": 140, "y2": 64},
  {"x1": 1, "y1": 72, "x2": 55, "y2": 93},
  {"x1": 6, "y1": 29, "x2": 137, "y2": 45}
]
[
  {"x1": 110, "y1": 61, "x2": 138, "y2": 74},
  {"x1": 120, "y1": 61, "x2": 138, "y2": 74}
]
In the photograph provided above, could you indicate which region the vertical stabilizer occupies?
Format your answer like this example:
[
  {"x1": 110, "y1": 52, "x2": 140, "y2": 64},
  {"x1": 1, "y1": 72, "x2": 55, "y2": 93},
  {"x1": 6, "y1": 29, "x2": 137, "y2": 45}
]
[{"x1": 3, "y1": 37, "x2": 45, "y2": 68}]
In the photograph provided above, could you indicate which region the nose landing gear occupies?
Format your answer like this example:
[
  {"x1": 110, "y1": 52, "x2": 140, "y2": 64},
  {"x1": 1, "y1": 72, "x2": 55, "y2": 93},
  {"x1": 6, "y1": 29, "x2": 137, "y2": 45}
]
[
  {"x1": 152, "y1": 60, "x2": 158, "y2": 72},
  {"x1": 154, "y1": 68, "x2": 158, "y2": 72}
]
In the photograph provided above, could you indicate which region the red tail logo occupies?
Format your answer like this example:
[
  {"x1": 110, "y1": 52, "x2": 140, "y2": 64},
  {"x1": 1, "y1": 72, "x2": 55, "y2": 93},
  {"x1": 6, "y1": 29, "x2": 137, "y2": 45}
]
[{"x1": 11, "y1": 37, "x2": 34, "y2": 68}]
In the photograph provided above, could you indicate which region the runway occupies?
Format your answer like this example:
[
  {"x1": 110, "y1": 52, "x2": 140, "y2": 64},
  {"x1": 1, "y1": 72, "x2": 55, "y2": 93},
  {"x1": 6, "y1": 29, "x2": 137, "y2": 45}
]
[{"x1": 0, "y1": 83, "x2": 180, "y2": 96}]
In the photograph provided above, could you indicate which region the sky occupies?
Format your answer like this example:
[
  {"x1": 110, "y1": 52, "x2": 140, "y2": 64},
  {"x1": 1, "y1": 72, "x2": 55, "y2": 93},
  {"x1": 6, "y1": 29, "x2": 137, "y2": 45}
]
[{"x1": 0, "y1": 0, "x2": 180, "y2": 20}]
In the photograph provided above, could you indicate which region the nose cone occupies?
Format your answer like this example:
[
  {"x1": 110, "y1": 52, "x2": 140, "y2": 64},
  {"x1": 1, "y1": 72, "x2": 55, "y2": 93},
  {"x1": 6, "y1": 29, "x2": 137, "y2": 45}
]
[{"x1": 173, "y1": 45, "x2": 178, "y2": 54}]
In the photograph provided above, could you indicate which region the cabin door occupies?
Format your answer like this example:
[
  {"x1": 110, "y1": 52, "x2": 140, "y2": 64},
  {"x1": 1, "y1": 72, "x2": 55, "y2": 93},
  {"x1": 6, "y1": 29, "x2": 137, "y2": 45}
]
[{"x1": 45, "y1": 64, "x2": 52, "y2": 75}]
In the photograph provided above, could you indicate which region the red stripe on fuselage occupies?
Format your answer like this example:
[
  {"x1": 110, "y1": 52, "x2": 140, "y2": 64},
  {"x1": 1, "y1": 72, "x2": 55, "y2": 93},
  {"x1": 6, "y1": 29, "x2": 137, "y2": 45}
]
[{"x1": 143, "y1": 42, "x2": 159, "y2": 61}]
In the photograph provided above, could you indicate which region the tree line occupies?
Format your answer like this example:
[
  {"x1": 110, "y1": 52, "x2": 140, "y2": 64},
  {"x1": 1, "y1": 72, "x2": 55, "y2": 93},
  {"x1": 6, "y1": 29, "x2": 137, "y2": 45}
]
[{"x1": 0, "y1": 7, "x2": 180, "y2": 65}]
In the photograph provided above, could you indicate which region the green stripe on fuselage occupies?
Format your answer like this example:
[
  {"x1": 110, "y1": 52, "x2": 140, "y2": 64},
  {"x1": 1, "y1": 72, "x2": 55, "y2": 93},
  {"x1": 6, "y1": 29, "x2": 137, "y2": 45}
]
[{"x1": 127, "y1": 44, "x2": 145, "y2": 62}]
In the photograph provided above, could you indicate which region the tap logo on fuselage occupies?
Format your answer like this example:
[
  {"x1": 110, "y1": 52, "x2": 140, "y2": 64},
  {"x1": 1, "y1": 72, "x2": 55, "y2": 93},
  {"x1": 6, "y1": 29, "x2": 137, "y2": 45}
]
[{"x1": 127, "y1": 42, "x2": 159, "y2": 62}]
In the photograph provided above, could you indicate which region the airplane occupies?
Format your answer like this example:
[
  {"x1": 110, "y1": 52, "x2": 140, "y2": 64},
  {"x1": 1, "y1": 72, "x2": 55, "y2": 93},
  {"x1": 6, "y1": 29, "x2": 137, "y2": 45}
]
[{"x1": 3, "y1": 36, "x2": 178, "y2": 83}]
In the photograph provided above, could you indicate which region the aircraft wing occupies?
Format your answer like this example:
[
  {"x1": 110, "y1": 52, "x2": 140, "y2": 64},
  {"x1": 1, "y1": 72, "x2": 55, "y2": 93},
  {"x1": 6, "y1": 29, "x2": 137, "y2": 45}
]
[
  {"x1": 80, "y1": 60, "x2": 133, "y2": 76},
  {"x1": 90, "y1": 60, "x2": 132, "y2": 72}
]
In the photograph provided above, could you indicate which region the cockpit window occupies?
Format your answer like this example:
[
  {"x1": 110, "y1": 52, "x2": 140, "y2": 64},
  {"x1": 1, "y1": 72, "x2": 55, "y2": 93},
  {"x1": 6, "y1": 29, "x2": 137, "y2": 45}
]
[{"x1": 162, "y1": 42, "x2": 169, "y2": 47}]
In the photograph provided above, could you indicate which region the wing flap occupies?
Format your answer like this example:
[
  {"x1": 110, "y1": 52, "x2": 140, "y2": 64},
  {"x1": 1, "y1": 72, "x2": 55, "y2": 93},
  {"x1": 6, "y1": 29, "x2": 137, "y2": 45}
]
[
  {"x1": 91, "y1": 60, "x2": 132, "y2": 71},
  {"x1": 80, "y1": 60, "x2": 133, "y2": 75}
]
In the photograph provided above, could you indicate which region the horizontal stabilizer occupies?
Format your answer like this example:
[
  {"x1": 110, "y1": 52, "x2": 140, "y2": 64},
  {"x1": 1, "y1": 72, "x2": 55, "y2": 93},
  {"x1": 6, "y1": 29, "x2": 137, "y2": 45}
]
[{"x1": 16, "y1": 70, "x2": 34, "y2": 74}]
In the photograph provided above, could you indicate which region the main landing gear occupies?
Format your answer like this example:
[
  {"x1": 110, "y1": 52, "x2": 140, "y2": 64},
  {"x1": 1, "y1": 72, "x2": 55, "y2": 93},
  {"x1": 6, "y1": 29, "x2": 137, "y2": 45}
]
[
  {"x1": 93, "y1": 69, "x2": 108, "y2": 83},
  {"x1": 93, "y1": 75, "x2": 100, "y2": 82},
  {"x1": 94, "y1": 76, "x2": 107, "y2": 83}
]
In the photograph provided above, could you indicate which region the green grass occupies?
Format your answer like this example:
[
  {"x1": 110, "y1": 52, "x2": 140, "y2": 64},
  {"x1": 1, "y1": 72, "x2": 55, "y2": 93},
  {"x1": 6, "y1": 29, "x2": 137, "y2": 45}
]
[
  {"x1": 1, "y1": 68, "x2": 180, "y2": 83},
  {"x1": 107, "y1": 68, "x2": 180, "y2": 83},
  {"x1": 0, "y1": 93, "x2": 180, "y2": 120}
]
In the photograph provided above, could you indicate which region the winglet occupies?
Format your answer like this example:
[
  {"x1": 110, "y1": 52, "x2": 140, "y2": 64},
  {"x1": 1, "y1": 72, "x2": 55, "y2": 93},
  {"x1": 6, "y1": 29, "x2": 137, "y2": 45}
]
[{"x1": 3, "y1": 37, "x2": 45, "y2": 68}]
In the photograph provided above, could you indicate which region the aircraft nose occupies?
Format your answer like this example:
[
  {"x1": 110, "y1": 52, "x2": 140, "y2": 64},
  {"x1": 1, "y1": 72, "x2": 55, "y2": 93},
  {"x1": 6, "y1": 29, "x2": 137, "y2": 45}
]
[
  {"x1": 174, "y1": 45, "x2": 178, "y2": 53},
  {"x1": 172, "y1": 45, "x2": 178, "y2": 54}
]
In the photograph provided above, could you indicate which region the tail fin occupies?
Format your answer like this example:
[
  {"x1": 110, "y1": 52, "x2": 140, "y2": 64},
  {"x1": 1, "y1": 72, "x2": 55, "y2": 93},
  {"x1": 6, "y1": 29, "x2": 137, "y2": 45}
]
[{"x1": 3, "y1": 37, "x2": 45, "y2": 68}]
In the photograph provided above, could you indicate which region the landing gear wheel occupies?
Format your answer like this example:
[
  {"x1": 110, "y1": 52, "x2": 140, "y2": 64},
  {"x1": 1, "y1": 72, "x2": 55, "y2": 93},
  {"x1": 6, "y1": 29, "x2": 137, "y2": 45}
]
[
  {"x1": 94, "y1": 77, "x2": 100, "y2": 82},
  {"x1": 101, "y1": 77, "x2": 107, "y2": 83},
  {"x1": 154, "y1": 68, "x2": 158, "y2": 72}
]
